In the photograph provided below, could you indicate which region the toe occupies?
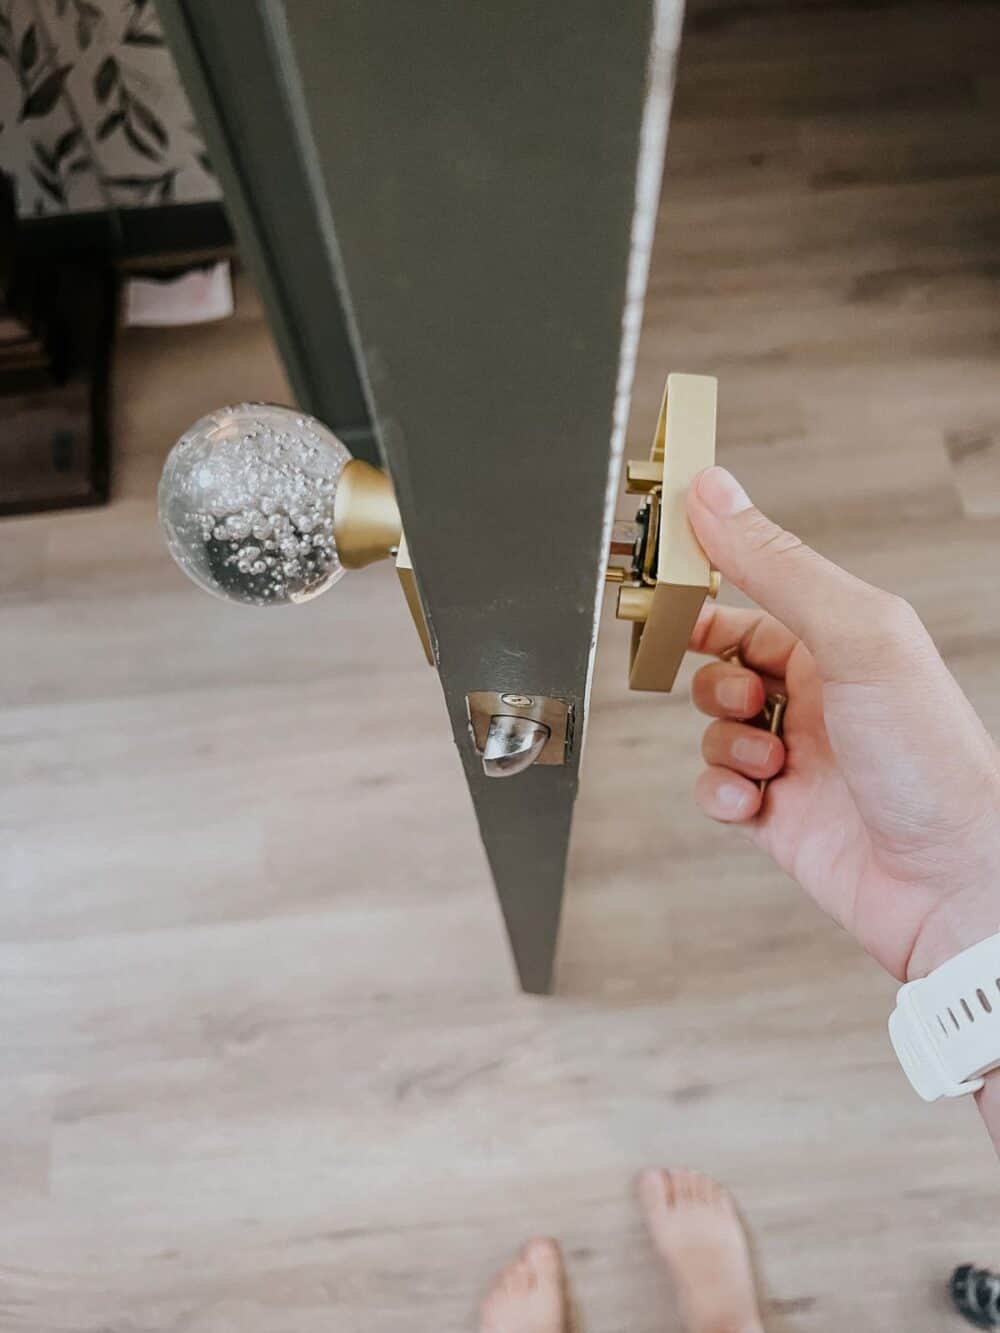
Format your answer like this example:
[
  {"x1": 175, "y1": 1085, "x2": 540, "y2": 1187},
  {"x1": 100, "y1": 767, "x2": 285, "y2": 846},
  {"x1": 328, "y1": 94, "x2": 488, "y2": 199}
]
[
  {"x1": 688, "y1": 1173, "x2": 714, "y2": 1205},
  {"x1": 502, "y1": 1259, "x2": 532, "y2": 1296},
  {"x1": 482, "y1": 1253, "x2": 527, "y2": 1314},
  {"x1": 638, "y1": 1166, "x2": 669, "y2": 1217},
  {"x1": 690, "y1": 1170, "x2": 730, "y2": 1208},
  {"x1": 669, "y1": 1168, "x2": 732, "y2": 1210},
  {"x1": 667, "y1": 1169, "x2": 696, "y2": 1204},
  {"x1": 524, "y1": 1237, "x2": 562, "y2": 1281},
  {"x1": 638, "y1": 1169, "x2": 761, "y2": 1333},
  {"x1": 480, "y1": 1242, "x2": 566, "y2": 1333},
  {"x1": 480, "y1": 1288, "x2": 505, "y2": 1333}
]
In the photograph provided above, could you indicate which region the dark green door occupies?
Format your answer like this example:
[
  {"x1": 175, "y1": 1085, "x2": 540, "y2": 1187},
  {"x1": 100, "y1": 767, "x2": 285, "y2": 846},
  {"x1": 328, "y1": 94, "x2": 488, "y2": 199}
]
[{"x1": 156, "y1": 0, "x2": 683, "y2": 992}]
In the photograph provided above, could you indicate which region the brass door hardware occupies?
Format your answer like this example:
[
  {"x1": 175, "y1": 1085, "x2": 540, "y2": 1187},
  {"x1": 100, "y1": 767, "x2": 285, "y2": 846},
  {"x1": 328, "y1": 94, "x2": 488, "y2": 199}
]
[
  {"x1": 607, "y1": 373, "x2": 719, "y2": 692},
  {"x1": 157, "y1": 403, "x2": 432, "y2": 661},
  {"x1": 466, "y1": 692, "x2": 573, "y2": 778},
  {"x1": 158, "y1": 383, "x2": 718, "y2": 720}
]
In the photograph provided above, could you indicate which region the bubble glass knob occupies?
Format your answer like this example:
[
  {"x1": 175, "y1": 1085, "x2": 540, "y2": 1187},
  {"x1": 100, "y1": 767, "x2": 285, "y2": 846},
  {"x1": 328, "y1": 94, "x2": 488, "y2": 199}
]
[{"x1": 158, "y1": 403, "x2": 351, "y2": 607}]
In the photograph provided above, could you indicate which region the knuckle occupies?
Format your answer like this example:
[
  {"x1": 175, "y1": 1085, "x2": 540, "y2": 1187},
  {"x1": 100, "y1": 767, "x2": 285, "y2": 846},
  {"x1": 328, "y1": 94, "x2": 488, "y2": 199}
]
[
  {"x1": 862, "y1": 591, "x2": 925, "y2": 656},
  {"x1": 700, "y1": 719, "x2": 723, "y2": 759},
  {"x1": 877, "y1": 592, "x2": 922, "y2": 640},
  {"x1": 740, "y1": 511, "x2": 803, "y2": 559},
  {"x1": 691, "y1": 661, "x2": 715, "y2": 695}
]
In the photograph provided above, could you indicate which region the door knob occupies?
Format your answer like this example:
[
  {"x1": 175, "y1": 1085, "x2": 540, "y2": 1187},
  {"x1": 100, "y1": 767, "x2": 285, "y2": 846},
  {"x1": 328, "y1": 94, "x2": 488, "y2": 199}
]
[
  {"x1": 159, "y1": 403, "x2": 399, "y2": 604},
  {"x1": 157, "y1": 403, "x2": 432, "y2": 656}
]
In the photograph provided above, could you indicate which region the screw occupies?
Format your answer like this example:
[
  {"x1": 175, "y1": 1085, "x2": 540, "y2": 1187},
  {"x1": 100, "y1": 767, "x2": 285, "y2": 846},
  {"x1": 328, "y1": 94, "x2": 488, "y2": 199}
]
[{"x1": 501, "y1": 693, "x2": 534, "y2": 708}]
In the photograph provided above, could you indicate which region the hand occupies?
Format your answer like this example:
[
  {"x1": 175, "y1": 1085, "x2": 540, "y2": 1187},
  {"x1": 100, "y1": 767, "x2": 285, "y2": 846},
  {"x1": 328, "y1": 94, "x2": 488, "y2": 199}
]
[{"x1": 685, "y1": 467, "x2": 1000, "y2": 984}]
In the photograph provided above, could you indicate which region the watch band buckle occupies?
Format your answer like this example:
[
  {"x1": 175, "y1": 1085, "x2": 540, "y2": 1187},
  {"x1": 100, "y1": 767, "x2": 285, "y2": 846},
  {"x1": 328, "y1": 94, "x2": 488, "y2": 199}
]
[{"x1": 889, "y1": 981, "x2": 986, "y2": 1102}]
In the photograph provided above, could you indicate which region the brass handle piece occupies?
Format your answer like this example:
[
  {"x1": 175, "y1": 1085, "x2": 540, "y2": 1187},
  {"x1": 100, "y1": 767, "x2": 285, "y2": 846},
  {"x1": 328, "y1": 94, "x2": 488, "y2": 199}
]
[{"x1": 332, "y1": 456, "x2": 402, "y2": 570}]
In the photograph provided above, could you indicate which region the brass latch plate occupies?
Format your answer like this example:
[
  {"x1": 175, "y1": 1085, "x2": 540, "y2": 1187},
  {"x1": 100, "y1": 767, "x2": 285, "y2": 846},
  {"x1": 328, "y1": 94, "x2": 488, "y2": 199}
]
[
  {"x1": 395, "y1": 533, "x2": 434, "y2": 665},
  {"x1": 611, "y1": 372, "x2": 718, "y2": 693}
]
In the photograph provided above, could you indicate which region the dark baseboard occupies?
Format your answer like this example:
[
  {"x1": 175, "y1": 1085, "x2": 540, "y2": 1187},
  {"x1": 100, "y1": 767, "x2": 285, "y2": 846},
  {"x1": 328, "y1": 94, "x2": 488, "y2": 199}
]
[{"x1": 17, "y1": 201, "x2": 234, "y2": 262}]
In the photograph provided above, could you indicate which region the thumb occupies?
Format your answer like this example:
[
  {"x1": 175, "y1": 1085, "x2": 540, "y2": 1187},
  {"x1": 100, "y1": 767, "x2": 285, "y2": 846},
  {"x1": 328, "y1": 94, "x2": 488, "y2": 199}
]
[{"x1": 687, "y1": 467, "x2": 904, "y2": 679}]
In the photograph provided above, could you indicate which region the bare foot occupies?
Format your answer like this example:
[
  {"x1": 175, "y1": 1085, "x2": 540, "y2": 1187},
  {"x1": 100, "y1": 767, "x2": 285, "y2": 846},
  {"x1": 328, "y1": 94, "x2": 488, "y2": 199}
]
[
  {"x1": 480, "y1": 1237, "x2": 567, "y2": 1333},
  {"x1": 638, "y1": 1167, "x2": 764, "y2": 1333}
]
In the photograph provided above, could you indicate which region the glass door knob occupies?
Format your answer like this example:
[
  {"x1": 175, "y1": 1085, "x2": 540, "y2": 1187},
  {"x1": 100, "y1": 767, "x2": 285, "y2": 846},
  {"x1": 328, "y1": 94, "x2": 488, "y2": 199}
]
[{"x1": 158, "y1": 403, "x2": 402, "y2": 607}]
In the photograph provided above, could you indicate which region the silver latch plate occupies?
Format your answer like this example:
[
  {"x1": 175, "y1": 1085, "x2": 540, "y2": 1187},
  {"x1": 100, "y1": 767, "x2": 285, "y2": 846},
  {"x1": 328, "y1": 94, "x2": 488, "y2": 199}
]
[{"x1": 465, "y1": 692, "x2": 573, "y2": 768}]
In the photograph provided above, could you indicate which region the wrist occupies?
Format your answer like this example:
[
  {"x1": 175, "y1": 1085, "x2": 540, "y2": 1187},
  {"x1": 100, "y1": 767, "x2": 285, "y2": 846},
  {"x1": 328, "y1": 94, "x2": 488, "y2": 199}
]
[
  {"x1": 892, "y1": 897, "x2": 1000, "y2": 1127},
  {"x1": 904, "y1": 804, "x2": 1000, "y2": 981},
  {"x1": 904, "y1": 881, "x2": 1000, "y2": 1120},
  {"x1": 907, "y1": 888, "x2": 1000, "y2": 981}
]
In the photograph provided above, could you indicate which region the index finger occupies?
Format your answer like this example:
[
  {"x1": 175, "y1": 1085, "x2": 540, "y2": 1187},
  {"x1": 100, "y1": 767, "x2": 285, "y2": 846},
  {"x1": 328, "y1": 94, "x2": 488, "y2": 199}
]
[{"x1": 689, "y1": 601, "x2": 801, "y2": 678}]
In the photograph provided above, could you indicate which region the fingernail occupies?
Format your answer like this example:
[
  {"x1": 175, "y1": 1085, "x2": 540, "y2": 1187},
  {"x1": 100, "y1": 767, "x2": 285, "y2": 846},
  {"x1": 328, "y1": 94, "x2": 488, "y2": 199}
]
[
  {"x1": 697, "y1": 467, "x2": 752, "y2": 517},
  {"x1": 716, "y1": 782, "x2": 749, "y2": 815},
  {"x1": 733, "y1": 734, "x2": 773, "y2": 767},
  {"x1": 717, "y1": 677, "x2": 751, "y2": 712}
]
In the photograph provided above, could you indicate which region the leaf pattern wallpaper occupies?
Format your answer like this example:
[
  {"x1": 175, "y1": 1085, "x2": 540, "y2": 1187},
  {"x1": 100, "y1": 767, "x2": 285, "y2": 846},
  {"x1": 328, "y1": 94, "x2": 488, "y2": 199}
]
[{"x1": 0, "y1": 0, "x2": 221, "y2": 216}]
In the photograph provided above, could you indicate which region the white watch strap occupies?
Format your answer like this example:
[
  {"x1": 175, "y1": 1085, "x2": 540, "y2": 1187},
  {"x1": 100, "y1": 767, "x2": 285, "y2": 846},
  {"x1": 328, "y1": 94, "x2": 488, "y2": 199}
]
[{"x1": 889, "y1": 930, "x2": 1000, "y2": 1101}]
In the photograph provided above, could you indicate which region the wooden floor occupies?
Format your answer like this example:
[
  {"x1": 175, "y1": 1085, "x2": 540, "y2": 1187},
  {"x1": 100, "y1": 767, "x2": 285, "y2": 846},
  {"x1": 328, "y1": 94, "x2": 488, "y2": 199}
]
[{"x1": 4, "y1": 2, "x2": 1000, "y2": 1329}]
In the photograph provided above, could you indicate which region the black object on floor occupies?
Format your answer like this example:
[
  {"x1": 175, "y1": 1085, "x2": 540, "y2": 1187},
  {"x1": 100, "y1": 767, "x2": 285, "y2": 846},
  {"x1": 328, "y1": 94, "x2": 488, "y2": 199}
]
[
  {"x1": 953, "y1": 1265, "x2": 1000, "y2": 1327},
  {"x1": 0, "y1": 165, "x2": 117, "y2": 517},
  {"x1": 0, "y1": 258, "x2": 116, "y2": 517}
]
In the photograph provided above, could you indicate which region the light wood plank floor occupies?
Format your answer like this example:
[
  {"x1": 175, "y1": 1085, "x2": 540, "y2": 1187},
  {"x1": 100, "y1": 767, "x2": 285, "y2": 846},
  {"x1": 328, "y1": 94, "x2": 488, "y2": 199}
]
[{"x1": 3, "y1": 2, "x2": 1000, "y2": 1329}]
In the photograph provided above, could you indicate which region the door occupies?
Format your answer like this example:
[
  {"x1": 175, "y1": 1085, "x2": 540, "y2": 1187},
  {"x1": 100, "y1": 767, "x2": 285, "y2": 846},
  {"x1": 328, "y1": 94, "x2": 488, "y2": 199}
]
[{"x1": 155, "y1": 0, "x2": 684, "y2": 992}]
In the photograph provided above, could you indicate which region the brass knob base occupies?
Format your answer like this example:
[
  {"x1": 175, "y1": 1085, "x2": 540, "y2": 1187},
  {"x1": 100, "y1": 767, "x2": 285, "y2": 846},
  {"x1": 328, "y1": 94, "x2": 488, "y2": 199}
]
[{"x1": 333, "y1": 459, "x2": 402, "y2": 569}]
